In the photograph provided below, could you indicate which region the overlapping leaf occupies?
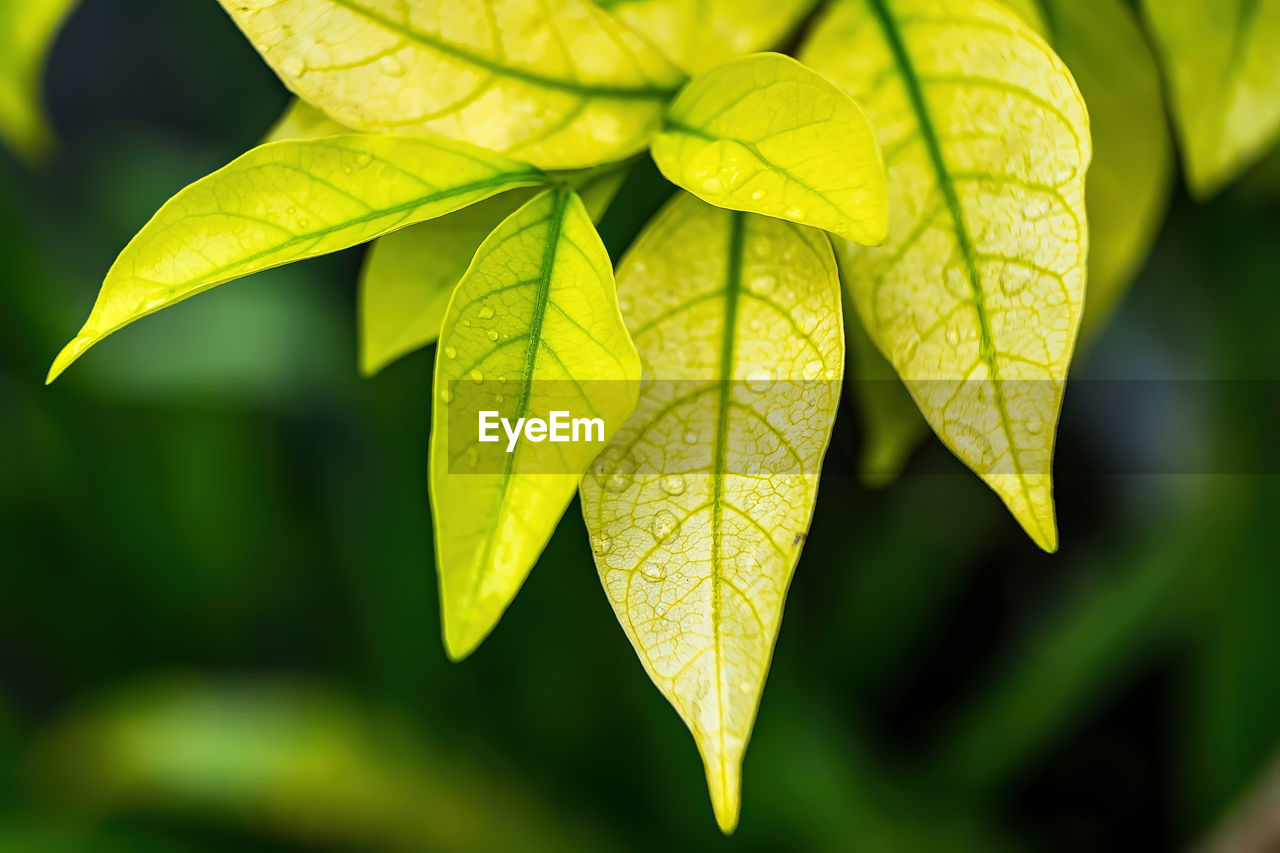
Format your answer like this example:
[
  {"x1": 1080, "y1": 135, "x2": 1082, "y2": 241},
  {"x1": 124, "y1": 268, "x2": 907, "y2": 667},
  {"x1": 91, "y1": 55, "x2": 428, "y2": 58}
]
[
  {"x1": 360, "y1": 168, "x2": 627, "y2": 376},
  {"x1": 263, "y1": 98, "x2": 351, "y2": 143},
  {"x1": 0, "y1": 0, "x2": 78, "y2": 160},
  {"x1": 580, "y1": 194, "x2": 843, "y2": 832},
  {"x1": 594, "y1": 0, "x2": 819, "y2": 73},
  {"x1": 430, "y1": 189, "x2": 640, "y2": 660},
  {"x1": 1009, "y1": 0, "x2": 1172, "y2": 340},
  {"x1": 47, "y1": 135, "x2": 548, "y2": 381},
  {"x1": 653, "y1": 52, "x2": 888, "y2": 245},
  {"x1": 217, "y1": 0, "x2": 686, "y2": 170},
  {"x1": 802, "y1": 0, "x2": 1091, "y2": 551},
  {"x1": 1141, "y1": 0, "x2": 1280, "y2": 197}
]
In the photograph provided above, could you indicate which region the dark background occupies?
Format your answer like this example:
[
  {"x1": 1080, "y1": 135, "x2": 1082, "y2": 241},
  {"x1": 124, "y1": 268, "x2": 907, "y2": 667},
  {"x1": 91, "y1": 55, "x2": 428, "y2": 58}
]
[{"x1": 2, "y1": 2, "x2": 1279, "y2": 849}]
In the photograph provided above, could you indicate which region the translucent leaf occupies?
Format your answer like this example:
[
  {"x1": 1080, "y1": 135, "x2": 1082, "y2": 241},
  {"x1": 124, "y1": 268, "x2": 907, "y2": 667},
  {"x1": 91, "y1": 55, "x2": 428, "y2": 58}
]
[
  {"x1": 652, "y1": 52, "x2": 888, "y2": 245},
  {"x1": 594, "y1": 0, "x2": 819, "y2": 73},
  {"x1": 1141, "y1": 0, "x2": 1280, "y2": 198},
  {"x1": 580, "y1": 194, "x2": 844, "y2": 832},
  {"x1": 1006, "y1": 0, "x2": 1172, "y2": 341},
  {"x1": 802, "y1": 0, "x2": 1092, "y2": 552},
  {"x1": 263, "y1": 98, "x2": 351, "y2": 143},
  {"x1": 844, "y1": 295, "x2": 929, "y2": 487},
  {"x1": 0, "y1": 0, "x2": 77, "y2": 160},
  {"x1": 217, "y1": 0, "x2": 685, "y2": 170},
  {"x1": 360, "y1": 168, "x2": 627, "y2": 376},
  {"x1": 430, "y1": 188, "x2": 640, "y2": 659},
  {"x1": 47, "y1": 134, "x2": 548, "y2": 382}
]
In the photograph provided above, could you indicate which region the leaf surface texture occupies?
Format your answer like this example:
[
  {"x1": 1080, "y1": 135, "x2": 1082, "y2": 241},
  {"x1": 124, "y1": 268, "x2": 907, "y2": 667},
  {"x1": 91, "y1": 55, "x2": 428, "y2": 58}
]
[
  {"x1": 801, "y1": 0, "x2": 1091, "y2": 551},
  {"x1": 653, "y1": 52, "x2": 888, "y2": 245},
  {"x1": 430, "y1": 189, "x2": 640, "y2": 659},
  {"x1": 218, "y1": 0, "x2": 686, "y2": 169},
  {"x1": 580, "y1": 194, "x2": 843, "y2": 831}
]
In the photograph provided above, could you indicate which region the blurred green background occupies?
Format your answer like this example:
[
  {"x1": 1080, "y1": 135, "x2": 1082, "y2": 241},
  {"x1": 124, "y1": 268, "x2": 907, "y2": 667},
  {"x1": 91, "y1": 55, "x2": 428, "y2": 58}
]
[{"x1": 3, "y1": 2, "x2": 1280, "y2": 850}]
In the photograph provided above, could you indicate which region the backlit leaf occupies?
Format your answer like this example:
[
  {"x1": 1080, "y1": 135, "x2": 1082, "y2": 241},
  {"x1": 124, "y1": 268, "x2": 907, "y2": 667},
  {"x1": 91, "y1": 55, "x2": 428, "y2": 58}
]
[
  {"x1": 263, "y1": 98, "x2": 351, "y2": 142},
  {"x1": 802, "y1": 0, "x2": 1092, "y2": 551},
  {"x1": 217, "y1": 0, "x2": 686, "y2": 170},
  {"x1": 47, "y1": 135, "x2": 548, "y2": 382},
  {"x1": 594, "y1": 0, "x2": 819, "y2": 73},
  {"x1": 844, "y1": 296, "x2": 929, "y2": 487},
  {"x1": 359, "y1": 168, "x2": 627, "y2": 376},
  {"x1": 1140, "y1": 0, "x2": 1280, "y2": 198},
  {"x1": 430, "y1": 188, "x2": 640, "y2": 659},
  {"x1": 0, "y1": 0, "x2": 77, "y2": 160},
  {"x1": 580, "y1": 194, "x2": 844, "y2": 832},
  {"x1": 653, "y1": 52, "x2": 888, "y2": 245},
  {"x1": 1006, "y1": 0, "x2": 1172, "y2": 341}
]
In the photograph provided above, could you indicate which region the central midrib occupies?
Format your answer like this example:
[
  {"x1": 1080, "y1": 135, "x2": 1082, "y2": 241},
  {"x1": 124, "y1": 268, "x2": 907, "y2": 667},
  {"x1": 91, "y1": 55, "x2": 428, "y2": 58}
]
[
  {"x1": 866, "y1": 0, "x2": 1042, "y2": 539},
  {"x1": 327, "y1": 0, "x2": 684, "y2": 100},
  {"x1": 471, "y1": 190, "x2": 568, "y2": 608},
  {"x1": 709, "y1": 211, "x2": 745, "y2": 796}
]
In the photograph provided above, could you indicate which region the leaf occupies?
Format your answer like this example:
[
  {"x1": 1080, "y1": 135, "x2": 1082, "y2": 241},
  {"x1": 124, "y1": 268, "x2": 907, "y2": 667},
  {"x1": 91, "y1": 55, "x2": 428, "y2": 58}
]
[
  {"x1": 801, "y1": 0, "x2": 1091, "y2": 551},
  {"x1": 0, "y1": 0, "x2": 78, "y2": 161},
  {"x1": 579, "y1": 193, "x2": 844, "y2": 833},
  {"x1": 217, "y1": 0, "x2": 686, "y2": 170},
  {"x1": 594, "y1": 0, "x2": 819, "y2": 74},
  {"x1": 263, "y1": 98, "x2": 352, "y2": 142},
  {"x1": 429, "y1": 188, "x2": 640, "y2": 659},
  {"x1": 844, "y1": 298, "x2": 929, "y2": 487},
  {"x1": 994, "y1": 0, "x2": 1046, "y2": 32},
  {"x1": 652, "y1": 52, "x2": 889, "y2": 245},
  {"x1": 1140, "y1": 0, "x2": 1280, "y2": 198},
  {"x1": 360, "y1": 167, "x2": 627, "y2": 376},
  {"x1": 1004, "y1": 0, "x2": 1172, "y2": 341},
  {"x1": 47, "y1": 134, "x2": 548, "y2": 382}
]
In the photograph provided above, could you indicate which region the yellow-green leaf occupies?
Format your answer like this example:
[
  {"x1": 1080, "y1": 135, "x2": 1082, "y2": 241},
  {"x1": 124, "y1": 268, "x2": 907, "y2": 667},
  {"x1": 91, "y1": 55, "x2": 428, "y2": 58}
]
[
  {"x1": 1141, "y1": 0, "x2": 1280, "y2": 198},
  {"x1": 430, "y1": 188, "x2": 640, "y2": 660},
  {"x1": 995, "y1": 0, "x2": 1046, "y2": 32},
  {"x1": 263, "y1": 98, "x2": 352, "y2": 143},
  {"x1": 0, "y1": 0, "x2": 77, "y2": 160},
  {"x1": 802, "y1": 0, "x2": 1092, "y2": 551},
  {"x1": 1004, "y1": 0, "x2": 1172, "y2": 341},
  {"x1": 844, "y1": 294, "x2": 929, "y2": 487},
  {"x1": 217, "y1": 0, "x2": 686, "y2": 170},
  {"x1": 594, "y1": 0, "x2": 819, "y2": 73},
  {"x1": 580, "y1": 194, "x2": 844, "y2": 833},
  {"x1": 48, "y1": 135, "x2": 548, "y2": 382},
  {"x1": 653, "y1": 52, "x2": 888, "y2": 245},
  {"x1": 360, "y1": 168, "x2": 627, "y2": 376}
]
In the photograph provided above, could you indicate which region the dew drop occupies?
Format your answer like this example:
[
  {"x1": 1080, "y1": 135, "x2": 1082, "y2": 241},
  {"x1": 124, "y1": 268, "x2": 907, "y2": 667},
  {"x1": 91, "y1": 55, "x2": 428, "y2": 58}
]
[
  {"x1": 682, "y1": 428, "x2": 700, "y2": 445},
  {"x1": 440, "y1": 388, "x2": 454, "y2": 403},
  {"x1": 639, "y1": 562, "x2": 667, "y2": 581},
  {"x1": 486, "y1": 329, "x2": 500, "y2": 342},
  {"x1": 477, "y1": 305, "x2": 496, "y2": 320},
  {"x1": 660, "y1": 474, "x2": 686, "y2": 496},
  {"x1": 443, "y1": 346, "x2": 457, "y2": 359},
  {"x1": 605, "y1": 459, "x2": 635, "y2": 492},
  {"x1": 281, "y1": 56, "x2": 305, "y2": 77},
  {"x1": 379, "y1": 55, "x2": 406, "y2": 76},
  {"x1": 745, "y1": 369, "x2": 772, "y2": 392},
  {"x1": 355, "y1": 152, "x2": 373, "y2": 168},
  {"x1": 945, "y1": 327, "x2": 962, "y2": 345},
  {"x1": 286, "y1": 205, "x2": 297, "y2": 215},
  {"x1": 469, "y1": 369, "x2": 484, "y2": 383},
  {"x1": 749, "y1": 189, "x2": 765, "y2": 201}
]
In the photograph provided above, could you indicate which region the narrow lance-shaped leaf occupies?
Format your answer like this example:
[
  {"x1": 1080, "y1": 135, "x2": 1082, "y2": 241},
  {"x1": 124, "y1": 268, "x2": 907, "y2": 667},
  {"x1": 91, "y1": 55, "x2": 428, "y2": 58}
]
[
  {"x1": 263, "y1": 98, "x2": 352, "y2": 143},
  {"x1": 430, "y1": 188, "x2": 640, "y2": 660},
  {"x1": 594, "y1": 0, "x2": 820, "y2": 74},
  {"x1": 0, "y1": 0, "x2": 78, "y2": 160},
  {"x1": 580, "y1": 194, "x2": 844, "y2": 833},
  {"x1": 1140, "y1": 0, "x2": 1280, "y2": 198},
  {"x1": 653, "y1": 52, "x2": 889, "y2": 245},
  {"x1": 802, "y1": 0, "x2": 1091, "y2": 551},
  {"x1": 217, "y1": 0, "x2": 686, "y2": 170},
  {"x1": 360, "y1": 168, "x2": 628, "y2": 376},
  {"x1": 47, "y1": 135, "x2": 548, "y2": 382},
  {"x1": 1005, "y1": 0, "x2": 1172, "y2": 342}
]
